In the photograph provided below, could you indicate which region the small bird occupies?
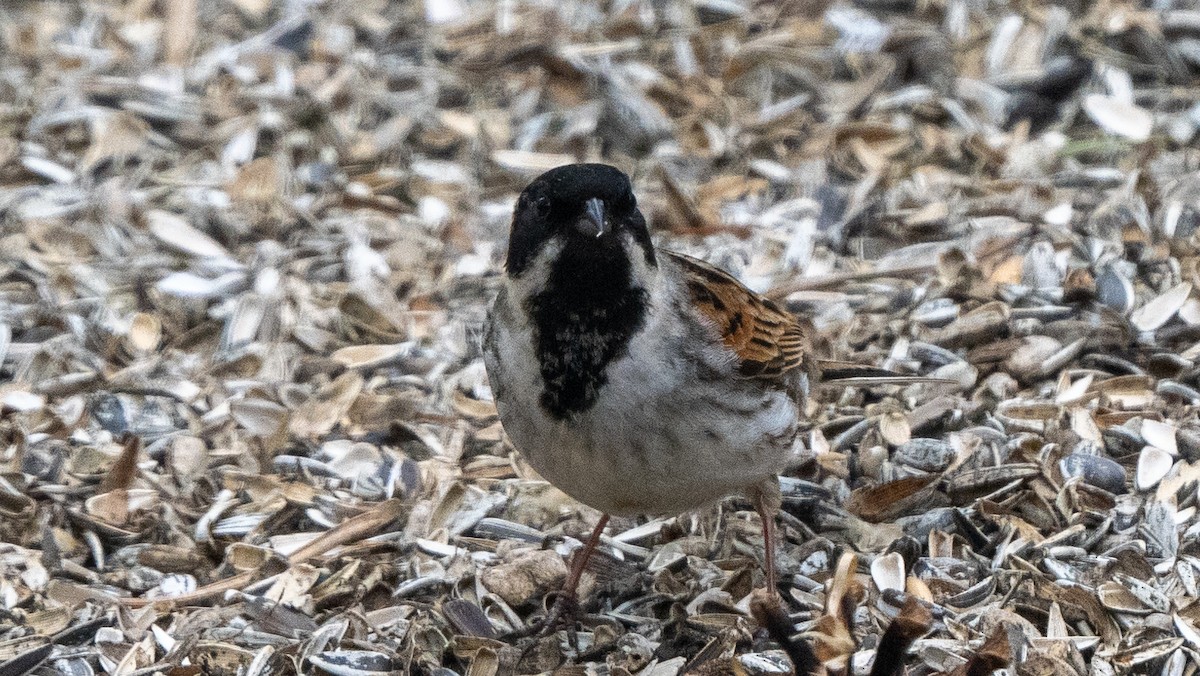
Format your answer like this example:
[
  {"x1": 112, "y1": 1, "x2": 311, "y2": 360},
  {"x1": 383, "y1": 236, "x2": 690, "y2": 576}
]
[{"x1": 483, "y1": 163, "x2": 815, "y2": 631}]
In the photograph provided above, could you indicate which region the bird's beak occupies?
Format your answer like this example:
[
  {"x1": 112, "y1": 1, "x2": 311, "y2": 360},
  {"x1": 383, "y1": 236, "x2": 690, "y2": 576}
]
[{"x1": 579, "y1": 197, "x2": 607, "y2": 238}]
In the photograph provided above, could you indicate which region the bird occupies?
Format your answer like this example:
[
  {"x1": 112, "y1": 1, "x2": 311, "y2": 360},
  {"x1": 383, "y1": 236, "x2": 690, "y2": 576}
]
[{"x1": 483, "y1": 162, "x2": 817, "y2": 637}]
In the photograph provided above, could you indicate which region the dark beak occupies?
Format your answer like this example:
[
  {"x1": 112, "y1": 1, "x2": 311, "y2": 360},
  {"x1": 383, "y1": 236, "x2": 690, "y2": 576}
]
[{"x1": 578, "y1": 197, "x2": 607, "y2": 238}]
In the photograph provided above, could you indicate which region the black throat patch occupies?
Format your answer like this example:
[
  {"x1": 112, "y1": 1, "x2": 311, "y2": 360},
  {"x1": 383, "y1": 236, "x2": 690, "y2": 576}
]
[{"x1": 527, "y1": 239, "x2": 649, "y2": 419}]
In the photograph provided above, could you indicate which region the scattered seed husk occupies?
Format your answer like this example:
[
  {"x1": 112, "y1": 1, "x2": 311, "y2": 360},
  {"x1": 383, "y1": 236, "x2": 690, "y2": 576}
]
[{"x1": 5, "y1": 0, "x2": 1200, "y2": 672}]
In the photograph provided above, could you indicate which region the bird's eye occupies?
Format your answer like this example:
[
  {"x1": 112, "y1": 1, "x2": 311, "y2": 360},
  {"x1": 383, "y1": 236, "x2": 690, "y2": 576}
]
[{"x1": 533, "y1": 196, "x2": 551, "y2": 217}]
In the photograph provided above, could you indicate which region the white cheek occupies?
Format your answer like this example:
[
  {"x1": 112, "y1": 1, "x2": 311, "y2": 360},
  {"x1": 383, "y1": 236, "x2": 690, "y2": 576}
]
[
  {"x1": 622, "y1": 234, "x2": 653, "y2": 275},
  {"x1": 509, "y1": 238, "x2": 563, "y2": 298}
]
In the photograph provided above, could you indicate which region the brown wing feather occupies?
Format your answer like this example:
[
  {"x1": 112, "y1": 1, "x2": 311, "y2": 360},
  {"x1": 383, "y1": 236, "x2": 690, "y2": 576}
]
[{"x1": 665, "y1": 251, "x2": 814, "y2": 380}]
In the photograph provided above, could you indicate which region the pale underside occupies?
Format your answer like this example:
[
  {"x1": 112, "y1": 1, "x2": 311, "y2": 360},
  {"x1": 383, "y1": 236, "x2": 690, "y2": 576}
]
[{"x1": 484, "y1": 250, "x2": 801, "y2": 517}]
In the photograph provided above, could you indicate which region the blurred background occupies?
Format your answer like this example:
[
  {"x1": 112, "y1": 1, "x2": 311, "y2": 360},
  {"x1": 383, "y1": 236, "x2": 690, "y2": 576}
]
[{"x1": 2, "y1": 1, "x2": 1200, "y2": 674}]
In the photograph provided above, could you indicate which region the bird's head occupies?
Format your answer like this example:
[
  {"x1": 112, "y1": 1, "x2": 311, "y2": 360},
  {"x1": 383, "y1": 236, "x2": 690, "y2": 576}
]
[{"x1": 505, "y1": 163, "x2": 656, "y2": 278}]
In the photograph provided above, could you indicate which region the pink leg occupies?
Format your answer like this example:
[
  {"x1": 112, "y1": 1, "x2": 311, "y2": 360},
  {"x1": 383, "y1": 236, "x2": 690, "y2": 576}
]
[
  {"x1": 561, "y1": 513, "x2": 610, "y2": 602},
  {"x1": 754, "y1": 499, "x2": 779, "y2": 600}
]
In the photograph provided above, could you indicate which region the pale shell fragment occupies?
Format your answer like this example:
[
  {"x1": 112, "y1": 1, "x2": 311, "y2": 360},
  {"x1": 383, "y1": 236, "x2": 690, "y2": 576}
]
[
  {"x1": 156, "y1": 574, "x2": 196, "y2": 598},
  {"x1": 146, "y1": 210, "x2": 232, "y2": 259},
  {"x1": 1044, "y1": 202, "x2": 1073, "y2": 226},
  {"x1": 1131, "y1": 282, "x2": 1192, "y2": 332},
  {"x1": 127, "y1": 313, "x2": 162, "y2": 353},
  {"x1": 1056, "y1": 374, "x2": 1093, "y2": 404},
  {"x1": 1142, "y1": 419, "x2": 1179, "y2": 457},
  {"x1": 1083, "y1": 94, "x2": 1153, "y2": 141},
  {"x1": 22, "y1": 156, "x2": 77, "y2": 183},
  {"x1": 737, "y1": 651, "x2": 793, "y2": 675},
  {"x1": 1175, "y1": 615, "x2": 1200, "y2": 651},
  {"x1": 330, "y1": 344, "x2": 409, "y2": 369},
  {"x1": 2, "y1": 391, "x2": 46, "y2": 412},
  {"x1": 1179, "y1": 299, "x2": 1200, "y2": 326},
  {"x1": 156, "y1": 271, "x2": 247, "y2": 298},
  {"x1": 1137, "y1": 446, "x2": 1175, "y2": 491},
  {"x1": 870, "y1": 552, "x2": 905, "y2": 593}
]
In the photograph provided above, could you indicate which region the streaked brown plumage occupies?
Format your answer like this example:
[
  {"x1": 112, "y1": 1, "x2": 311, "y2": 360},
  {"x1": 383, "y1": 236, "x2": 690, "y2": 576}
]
[{"x1": 668, "y1": 250, "x2": 816, "y2": 381}]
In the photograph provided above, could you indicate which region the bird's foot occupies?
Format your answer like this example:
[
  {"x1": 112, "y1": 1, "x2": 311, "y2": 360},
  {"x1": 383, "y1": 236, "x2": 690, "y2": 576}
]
[
  {"x1": 503, "y1": 592, "x2": 580, "y2": 642},
  {"x1": 502, "y1": 593, "x2": 584, "y2": 670}
]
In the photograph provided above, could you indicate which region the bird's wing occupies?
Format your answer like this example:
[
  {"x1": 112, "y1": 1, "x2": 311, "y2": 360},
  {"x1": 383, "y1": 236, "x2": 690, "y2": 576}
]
[{"x1": 665, "y1": 251, "x2": 814, "y2": 380}]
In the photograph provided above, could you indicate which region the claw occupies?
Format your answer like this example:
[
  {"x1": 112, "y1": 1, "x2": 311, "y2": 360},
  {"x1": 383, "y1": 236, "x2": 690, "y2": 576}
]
[
  {"x1": 504, "y1": 591, "x2": 579, "y2": 641},
  {"x1": 503, "y1": 514, "x2": 611, "y2": 644}
]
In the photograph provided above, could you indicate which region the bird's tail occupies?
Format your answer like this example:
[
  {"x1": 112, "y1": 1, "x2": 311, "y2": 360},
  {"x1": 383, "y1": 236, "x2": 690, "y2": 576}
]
[{"x1": 816, "y1": 360, "x2": 956, "y2": 387}]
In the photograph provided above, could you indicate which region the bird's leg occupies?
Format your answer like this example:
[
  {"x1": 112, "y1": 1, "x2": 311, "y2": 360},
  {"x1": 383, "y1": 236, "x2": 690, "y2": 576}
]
[
  {"x1": 749, "y1": 480, "x2": 782, "y2": 601},
  {"x1": 508, "y1": 514, "x2": 610, "y2": 641},
  {"x1": 757, "y1": 499, "x2": 779, "y2": 599},
  {"x1": 748, "y1": 480, "x2": 820, "y2": 674},
  {"x1": 546, "y1": 513, "x2": 609, "y2": 634},
  {"x1": 559, "y1": 513, "x2": 610, "y2": 611}
]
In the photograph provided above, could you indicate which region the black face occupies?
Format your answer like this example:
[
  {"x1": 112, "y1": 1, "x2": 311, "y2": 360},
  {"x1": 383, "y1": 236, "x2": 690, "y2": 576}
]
[
  {"x1": 505, "y1": 164, "x2": 657, "y2": 419},
  {"x1": 505, "y1": 163, "x2": 656, "y2": 277}
]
